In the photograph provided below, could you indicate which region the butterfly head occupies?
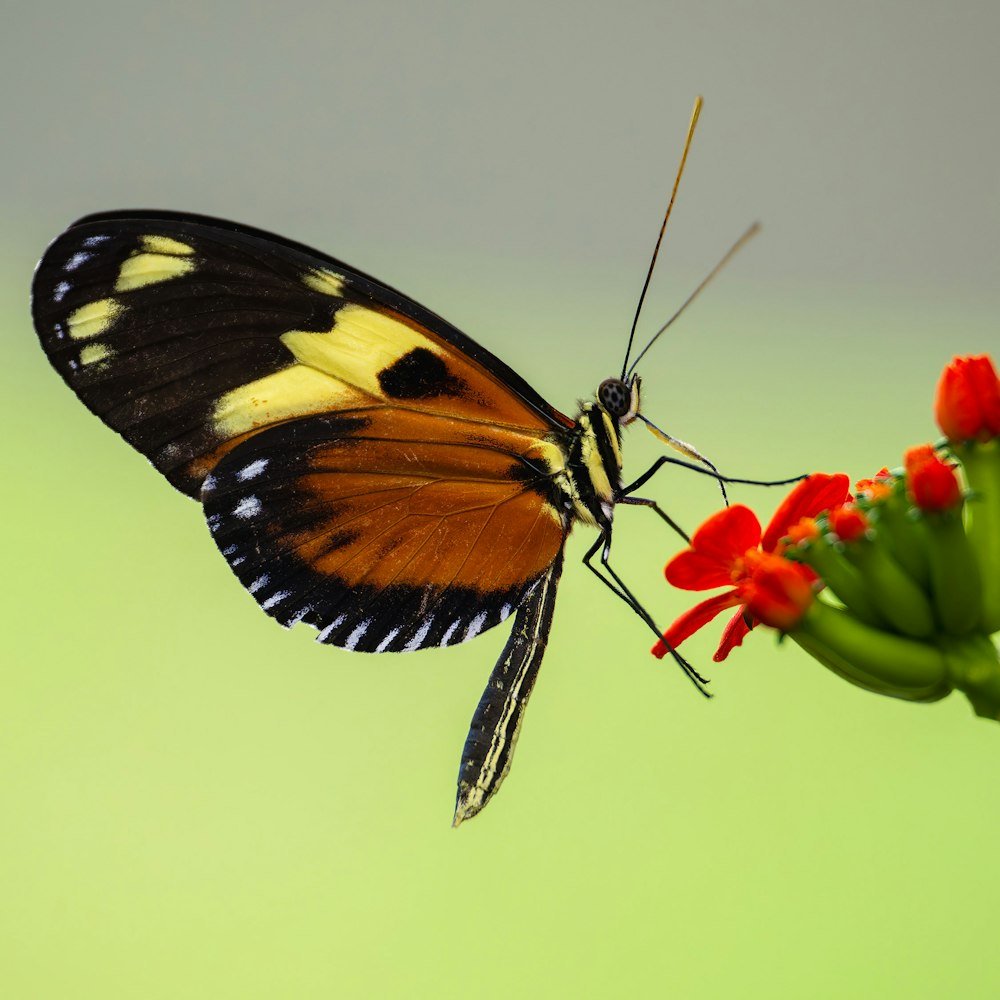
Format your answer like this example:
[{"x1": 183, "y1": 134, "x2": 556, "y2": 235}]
[{"x1": 597, "y1": 374, "x2": 641, "y2": 426}]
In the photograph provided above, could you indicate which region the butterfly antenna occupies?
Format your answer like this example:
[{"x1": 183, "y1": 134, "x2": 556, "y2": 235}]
[
  {"x1": 621, "y1": 96, "x2": 703, "y2": 380},
  {"x1": 625, "y1": 221, "x2": 760, "y2": 379}
]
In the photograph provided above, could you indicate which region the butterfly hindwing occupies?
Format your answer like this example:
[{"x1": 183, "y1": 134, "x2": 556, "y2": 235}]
[{"x1": 202, "y1": 407, "x2": 569, "y2": 651}]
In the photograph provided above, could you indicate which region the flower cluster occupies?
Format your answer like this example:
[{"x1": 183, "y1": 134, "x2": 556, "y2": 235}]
[{"x1": 655, "y1": 354, "x2": 1000, "y2": 720}]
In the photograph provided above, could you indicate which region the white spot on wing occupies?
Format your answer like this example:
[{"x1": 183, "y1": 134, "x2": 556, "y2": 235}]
[
  {"x1": 261, "y1": 590, "x2": 291, "y2": 611},
  {"x1": 374, "y1": 628, "x2": 400, "y2": 653},
  {"x1": 67, "y1": 359, "x2": 79, "y2": 371},
  {"x1": 249, "y1": 574, "x2": 270, "y2": 594},
  {"x1": 53, "y1": 322, "x2": 65, "y2": 339},
  {"x1": 317, "y1": 614, "x2": 347, "y2": 643},
  {"x1": 202, "y1": 474, "x2": 216, "y2": 493},
  {"x1": 286, "y1": 605, "x2": 312, "y2": 627},
  {"x1": 237, "y1": 458, "x2": 269, "y2": 481},
  {"x1": 222, "y1": 544, "x2": 238, "y2": 556},
  {"x1": 500, "y1": 603, "x2": 512, "y2": 621},
  {"x1": 53, "y1": 281, "x2": 70, "y2": 303},
  {"x1": 83, "y1": 235, "x2": 110, "y2": 247},
  {"x1": 233, "y1": 495, "x2": 261, "y2": 519},
  {"x1": 344, "y1": 619, "x2": 371, "y2": 651},
  {"x1": 65, "y1": 252, "x2": 92, "y2": 271},
  {"x1": 404, "y1": 617, "x2": 434, "y2": 652},
  {"x1": 440, "y1": 619, "x2": 462, "y2": 647},
  {"x1": 464, "y1": 611, "x2": 488, "y2": 642}
]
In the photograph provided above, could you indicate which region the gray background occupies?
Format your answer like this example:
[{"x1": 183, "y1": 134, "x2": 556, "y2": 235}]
[{"x1": 5, "y1": 1, "x2": 998, "y2": 295}]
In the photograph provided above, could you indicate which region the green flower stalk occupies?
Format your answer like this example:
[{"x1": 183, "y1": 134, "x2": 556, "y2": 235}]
[
  {"x1": 936, "y1": 354, "x2": 1000, "y2": 631},
  {"x1": 959, "y1": 442, "x2": 1000, "y2": 632},
  {"x1": 655, "y1": 353, "x2": 1000, "y2": 723},
  {"x1": 864, "y1": 483, "x2": 932, "y2": 587}
]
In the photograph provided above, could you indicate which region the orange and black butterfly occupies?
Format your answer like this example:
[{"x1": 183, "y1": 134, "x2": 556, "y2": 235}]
[{"x1": 32, "y1": 100, "x2": 761, "y2": 823}]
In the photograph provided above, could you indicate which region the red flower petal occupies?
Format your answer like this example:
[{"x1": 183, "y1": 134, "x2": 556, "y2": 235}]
[
  {"x1": 761, "y1": 473, "x2": 851, "y2": 552},
  {"x1": 664, "y1": 505, "x2": 762, "y2": 590},
  {"x1": 690, "y1": 504, "x2": 762, "y2": 561},
  {"x1": 713, "y1": 610, "x2": 753, "y2": 661},
  {"x1": 651, "y1": 589, "x2": 743, "y2": 658},
  {"x1": 665, "y1": 549, "x2": 741, "y2": 590}
]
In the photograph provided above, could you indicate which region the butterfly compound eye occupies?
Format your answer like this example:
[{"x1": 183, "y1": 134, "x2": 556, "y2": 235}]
[{"x1": 597, "y1": 378, "x2": 631, "y2": 418}]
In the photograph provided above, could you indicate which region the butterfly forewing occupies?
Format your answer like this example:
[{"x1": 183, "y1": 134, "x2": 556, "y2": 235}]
[{"x1": 32, "y1": 211, "x2": 573, "y2": 497}]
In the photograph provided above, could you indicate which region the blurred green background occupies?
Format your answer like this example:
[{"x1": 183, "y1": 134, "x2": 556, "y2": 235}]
[{"x1": 2, "y1": 2, "x2": 999, "y2": 997}]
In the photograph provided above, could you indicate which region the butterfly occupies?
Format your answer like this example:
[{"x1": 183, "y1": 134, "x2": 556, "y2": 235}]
[{"x1": 32, "y1": 100, "x2": 756, "y2": 824}]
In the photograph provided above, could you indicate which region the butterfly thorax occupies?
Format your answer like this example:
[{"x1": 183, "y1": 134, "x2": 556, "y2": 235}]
[{"x1": 552, "y1": 371, "x2": 640, "y2": 529}]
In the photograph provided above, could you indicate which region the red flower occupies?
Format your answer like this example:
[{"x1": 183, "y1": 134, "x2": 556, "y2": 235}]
[
  {"x1": 854, "y1": 467, "x2": 894, "y2": 503},
  {"x1": 741, "y1": 552, "x2": 817, "y2": 631},
  {"x1": 905, "y1": 444, "x2": 962, "y2": 512},
  {"x1": 652, "y1": 473, "x2": 850, "y2": 661},
  {"x1": 934, "y1": 354, "x2": 1000, "y2": 443},
  {"x1": 785, "y1": 518, "x2": 820, "y2": 546}
]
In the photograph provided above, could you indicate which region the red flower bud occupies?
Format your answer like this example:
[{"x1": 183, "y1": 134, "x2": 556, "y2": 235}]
[
  {"x1": 828, "y1": 505, "x2": 869, "y2": 542},
  {"x1": 934, "y1": 354, "x2": 1000, "y2": 443},
  {"x1": 904, "y1": 444, "x2": 962, "y2": 512}
]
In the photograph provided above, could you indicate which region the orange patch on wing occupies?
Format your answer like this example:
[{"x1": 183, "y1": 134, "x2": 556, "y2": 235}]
[{"x1": 297, "y1": 478, "x2": 561, "y2": 591}]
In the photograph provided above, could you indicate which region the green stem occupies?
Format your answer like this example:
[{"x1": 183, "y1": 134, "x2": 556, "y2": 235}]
[
  {"x1": 870, "y1": 496, "x2": 930, "y2": 587},
  {"x1": 940, "y1": 633, "x2": 1000, "y2": 720},
  {"x1": 958, "y1": 441, "x2": 1000, "y2": 633},
  {"x1": 923, "y1": 507, "x2": 981, "y2": 635}
]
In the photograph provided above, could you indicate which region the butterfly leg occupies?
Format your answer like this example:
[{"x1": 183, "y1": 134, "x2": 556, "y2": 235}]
[
  {"x1": 582, "y1": 532, "x2": 710, "y2": 695},
  {"x1": 616, "y1": 493, "x2": 690, "y2": 544},
  {"x1": 620, "y1": 456, "x2": 805, "y2": 501}
]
